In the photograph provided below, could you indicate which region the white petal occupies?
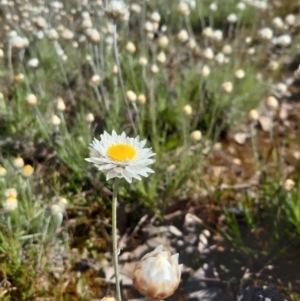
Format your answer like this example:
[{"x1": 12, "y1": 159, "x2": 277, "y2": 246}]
[{"x1": 107, "y1": 170, "x2": 118, "y2": 180}]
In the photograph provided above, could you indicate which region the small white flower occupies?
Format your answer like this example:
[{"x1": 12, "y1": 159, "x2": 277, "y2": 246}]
[
  {"x1": 259, "y1": 27, "x2": 273, "y2": 40},
  {"x1": 272, "y1": 17, "x2": 285, "y2": 29},
  {"x1": 5, "y1": 188, "x2": 17, "y2": 199},
  {"x1": 13, "y1": 157, "x2": 25, "y2": 169},
  {"x1": 177, "y1": 29, "x2": 189, "y2": 43},
  {"x1": 227, "y1": 13, "x2": 237, "y2": 23},
  {"x1": 235, "y1": 69, "x2": 245, "y2": 79},
  {"x1": 150, "y1": 11, "x2": 161, "y2": 23},
  {"x1": 213, "y1": 29, "x2": 223, "y2": 41},
  {"x1": 177, "y1": 2, "x2": 190, "y2": 15},
  {"x1": 272, "y1": 34, "x2": 292, "y2": 47},
  {"x1": 283, "y1": 179, "x2": 295, "y2": 191},
  {"x1": 28, "y1": 58, "x2": 39, "y2": 68},
  {"x1": 105, "y1": 0, "x2": 128, "y2": 20},
  {"x1": 86, "y1": 131, "x2": 155, "y2": 183},
  {"x1": 133, "y1": 245, "x2": 182, "y2": 300},
  {"x1": 3, "y1": 197, "x2": 18, "y2": 211},
  {"x1": 203, "y1": 47, "x2": 214, "y2": 60},
  {"x1": 209, "y1": 2, "x2": 217, "y2": 11},
  {"x1": 237, "y1": 2, "x2": 246, "y2": 10},
  {"x1": 285, "y1": 14, "x2": 296, "y2": 26},
  {"x1": 0, "y1": 165, "x2": 7, "y2": 176}
]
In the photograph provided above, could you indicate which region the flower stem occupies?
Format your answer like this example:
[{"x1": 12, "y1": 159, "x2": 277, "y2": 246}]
[
  {"x1": 112, "y1": 21, "x2": 137, "y2": 136},
  {"x1": 112, "y1": 178, "x2": 122, "y2": 301}
]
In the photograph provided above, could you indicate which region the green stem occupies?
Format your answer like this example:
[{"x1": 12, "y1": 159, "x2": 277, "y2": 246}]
[
  {"x1": 112, "y1": 21, "x2": 137, "y2": 136},
  {"x1": 112, "y1": 178, "x2": 122, "y2": 301}
]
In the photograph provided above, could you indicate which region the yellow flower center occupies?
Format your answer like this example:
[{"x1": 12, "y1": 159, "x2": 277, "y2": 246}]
[{"x1": 107, "y1": 144, "x2": 136, "y2": 161}]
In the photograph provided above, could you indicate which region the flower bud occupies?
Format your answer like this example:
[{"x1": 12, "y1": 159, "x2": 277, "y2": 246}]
[
  {"x1": 221, "y1": 81, "x2": 233, "y2": 93},
  {"x1": 126, "y1": 90, "x2": 137, "y2": 102},
  {"x1": 86, "y1": 113, "x2": 95, "y2": 123},
  {"x1": 201, "y1": 65, "x2": 211, "y2": 77},
  {"x1": 137, "y1": 94, "x2": 146, "y2": 104},
  {"x1": 177, "y1": 29, "x2": 189, "y2": 43},
  {"x1": 248, "y1": 109, "x2": 259, "y2": 121},
  {"x1": 139, "y1": 57, "x2": 148, "y2": 66},
  {"x1": 126, "y1": 41, "x2": 136, "y2": 54},
  {"x1": 157, "y1": 35, "x2": 169, "y2": 48},
  {"x1": 235, "y1": 69, "x2": 245, "y2": 79},
  {"x1": 156, "y1": 51, "x2": 166, "y2": 64},
  {"x1": 22, "y1": 164, "x2": 34, "y2": 177},
  {"x1": 150, "y1": 64, "x2": 159, "y2": 74},
  {"x1": 283, "y1": 179, "x2": 295, "y2": 191},
  {"x1": 26, "y1": 93, "x2": 37, "y2": 105},
  {"x1": 133, "y1": 245, "x2": 182, "y2": 300},
  {"x1": 51, "y1": 115, "x2": 61, "y2": 126},
  {"x1": 56, "y1": 97, "x2": 66, "y2": 111},
  {"x1": 3, "y1": 195, "x2": 18, "y2": 211},
  {"x1": 183, "y1": 104, "x2": 192, "y2": 116},
  {"x1": 177, "y1": 2, "x2": 190, "y2": 15},
  {"x1": 13, "y1": 157, "x2": 24, "y2": 169},
  {"x1": 0, "y1": 165, "x2": 7, "y2": 176},
  {"x1": 105, "y1": 0, "x2": 128, "y2": 20},
  {"x1": 266, "y1": 96, "x2": 278, "y2": 110},
  {"x1": 90, "y1": 74, "x2": 101, "y2": 86},
  {"x1": 191, "y1": 130, "x2": 202, "y2": 142}
]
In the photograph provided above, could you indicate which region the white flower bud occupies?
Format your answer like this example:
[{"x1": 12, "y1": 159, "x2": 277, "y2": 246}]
[
  {"x1": 209, "y1": 3, "x2": 217, "y2": 11},
  {"x1": 283, "y1": 179, "x2": 295, "y2": 191},
  {"x1": 191, "y1": 130, "x2": 202, "y2": 142},
  {"x1": 285, "y1": 14, "x2": 296, "y2": 26},
  {"x1": 248, "y1": 109, "x2": 259, "y2": 121},
  {"x1": 201, "y1": 65, "x2": 210, "y2": 77},
  {"x1": 26, "y1": 94, "x2": 37, "y2": 105},
  {"x1": 13, "y1": 157, "x2": 25, "y2": 169},
  {"x1": 221, "y1": 82, "x2": 233, "y2": 93},
  {"x1": 86, "y1": 28, "x2": 100, "y2": 43},
  {"x1": 235, "y1": 69, "x2": 245, "y2": 79},
  {"x1": 144, "y1": 21, "x2": 154, "y2": 33},
  {"x1": 3, "y1": 196, "x2": 18, "y2": 211},
  {"x1": 150, "y1": 64, "x2": 159, "y2": 74},
  {"x1": 52, "y1": 115, "x2": 61, "y2": 126},
  {"x1": 258, "y1": 27, "x2": 273, "y2": 41},
  {"x1": 237, "y1": 2, "x2": 246, "y2": 10},
  {"x1": 183, "y1": 104, "x2": 192, "y2": 116},
  {"x1": 56, "y1": 97, "x2": 66, "y2": 111},
  {"x1": 0, "y1": 165, "x2": 7, "y2": 176},
  {"x1": 213, "y1": 30, "x2": 223, "y2": 41},
  {"x1": 177, "y1": 29, "x2": 189, "y2": 43},
  {"x1": 22, "y1": 164, "x2": 34, "y2": 177},
  {"x1": 126, "y1": 41, "x2": 136, "y2": 54},
  {"x1": 28, "y1": 58, "x2": 39, "y2": 68},
  {"x1": 137, "y1": 94, "x2": 146, "y2": 104},
  {"x1": 86, "y1": 113, "x2": 95, "y2": 123},
  {"x1": 105, "y1": 0, "x2": 128, "y2": 20},
  {"x1": 157, "y1": 35, "x2": 169, "y2": 48},
  {"x1": 133, "y1": 245, "x2": 182, "y2": 300},
  {"x1": 203, "y1": 47, "x2": 214, "y2": 60},
  {"x1": 126, "y1": 90, "x2": 137, "y2": 102},
  {"x1": 62, "y1": 28, "x2": 74, "y2": 41},
  {"x1": 222, "y1": 44, "x2": 232, "y2": 55},
  {"x1": 131, "y1": 3, "x2": 141, "y2": 13},
  {"x1": 90, "y1": 74, "x2": 101, "y2": 86},
  {"x1": 177, "y1": 2, "x2": 190, "y2": 15},
  {"x1": 227, "y1": 13, "x2": 237, "y2": 23},
  {"x1": 266, "y1": 96, "x2": 278, "y2": 110},
  {"x1": 139, "y1": 57, "x2": 148, "y2": 66},
  {"x1": 156, "y1": 51, "x2": 166, "y2": 64}
]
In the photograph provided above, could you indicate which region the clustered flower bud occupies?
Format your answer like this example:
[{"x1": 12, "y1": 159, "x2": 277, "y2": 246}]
[{"x1": 133, "y1": 245, "x2": 182, "y2": 300}]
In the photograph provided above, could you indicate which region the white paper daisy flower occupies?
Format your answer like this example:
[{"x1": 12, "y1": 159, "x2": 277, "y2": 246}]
[{"x1": 86, "y1": 130, "x2": 155, "y2": 183}]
